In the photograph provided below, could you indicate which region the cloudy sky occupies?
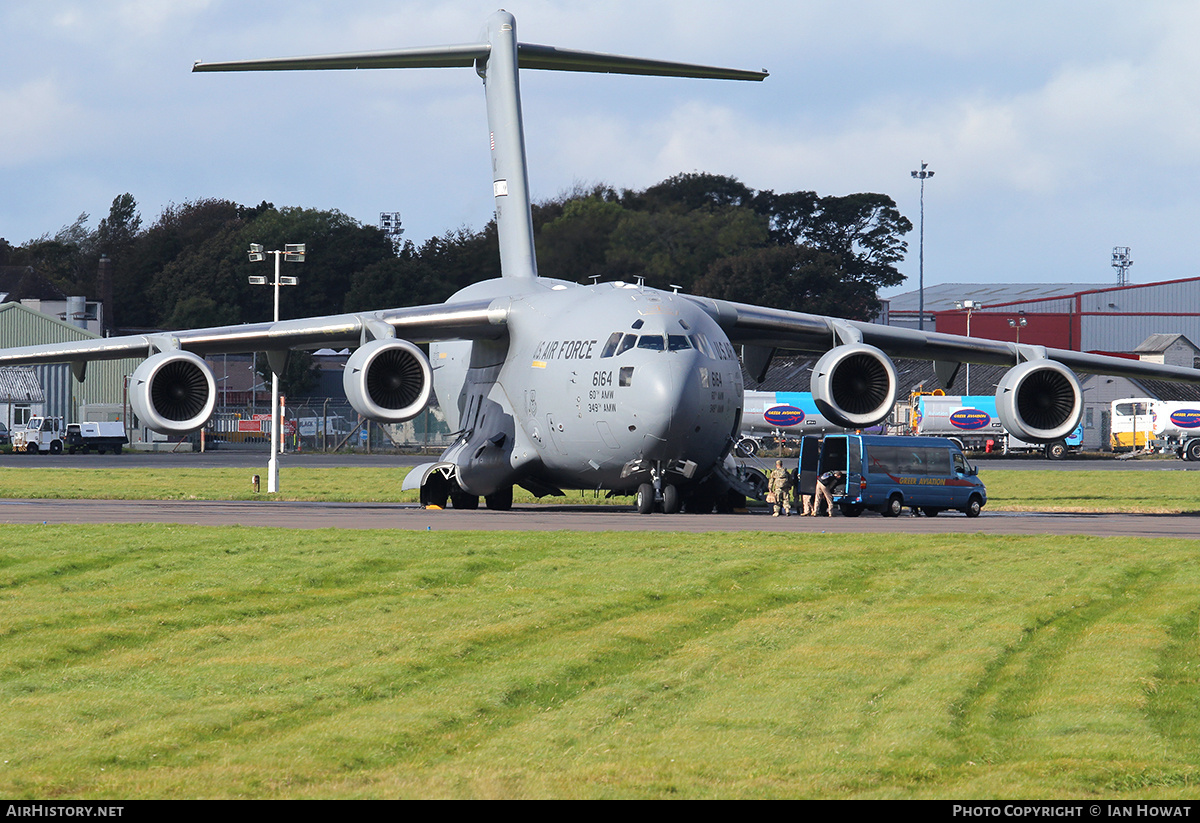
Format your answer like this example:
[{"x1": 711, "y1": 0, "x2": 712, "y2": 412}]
[{"x1": 3, "y1": 0, "x2": 1199, "y2": 295}]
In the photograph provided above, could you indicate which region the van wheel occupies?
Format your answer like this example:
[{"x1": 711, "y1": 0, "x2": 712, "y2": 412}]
[
  {"x1": 1045, "y1": 441, "x2": 1068, "y2": 460},
  {"x1": 1186, "y1": 440, "x2": 1200, "y2": 462},
  {"x1": 882, "y1": 495, "x2": 903, "y2": 517},
  {"x1": 636, "y1": 483, "x2": 655, "y2": 514},
  {"x1": 839, "y1": 503, "x2": 863, "y2": 517},
  {"x1": 965, "y1": 495, "x2": 983, "y2": 518}
]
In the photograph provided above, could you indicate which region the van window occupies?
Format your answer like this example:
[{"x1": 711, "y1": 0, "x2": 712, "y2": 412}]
[{"x1": 867, "y1": 443, "x2": 952, "y2": 476}]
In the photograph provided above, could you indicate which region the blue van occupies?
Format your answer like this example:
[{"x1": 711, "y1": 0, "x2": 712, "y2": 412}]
[{"x1": 799, "y1": 434, "x2": 987, "y2": 517}]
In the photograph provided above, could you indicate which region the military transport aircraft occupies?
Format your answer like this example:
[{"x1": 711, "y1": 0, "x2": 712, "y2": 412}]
[{"x1": 3, "y1": 10, "x2": 1200, "y2": 514}]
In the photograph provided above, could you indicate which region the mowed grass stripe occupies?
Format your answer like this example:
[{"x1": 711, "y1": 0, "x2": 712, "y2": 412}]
[{"x1": 3, "y1": 526, "x2": 1200, "y2": 798}]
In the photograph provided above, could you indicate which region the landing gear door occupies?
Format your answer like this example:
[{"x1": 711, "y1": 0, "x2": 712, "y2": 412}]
[{"x1": 798, "y1": 436, "x2": 820, "y2": 499}]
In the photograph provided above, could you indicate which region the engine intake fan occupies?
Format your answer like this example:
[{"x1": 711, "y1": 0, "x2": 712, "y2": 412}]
[
  {"x1": 129, "y1": 351, "x2": 217, "y2": 434},
  {"x1": 811, "y1": 344, "x2": 897, "y2": 429},
  {"x1": 995, "y1": 360, "x2": 1082, "y2": 442},
  {"x1": 344, "y1": 338, "x2": 433, "y2": 422}
]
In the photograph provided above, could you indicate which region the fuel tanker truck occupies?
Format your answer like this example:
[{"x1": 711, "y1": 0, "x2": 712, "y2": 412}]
[
  {"x1": 1146, "y1": 402, "x2": 1200, "y2": 460},
  {"x1": 910, "y1": 394, "x2": 1082, "y2": 459}
]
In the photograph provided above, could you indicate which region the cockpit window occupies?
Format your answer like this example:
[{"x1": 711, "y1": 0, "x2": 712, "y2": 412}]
[
  {"x1": 600, "y1": 332, "x2": 623, "y2": 358},
  {"x1": 690, "y1": 334, "x2": 713, "y2": 358},
  {"x1": 667, "y1": 335, "x2": 691, "y2": 352},
  {"x1": 616, "y1": 334, "x2": 637, "y2": 356},
  {"x1": 636, "y1": 335, "x2": 665, "y2": 351}
]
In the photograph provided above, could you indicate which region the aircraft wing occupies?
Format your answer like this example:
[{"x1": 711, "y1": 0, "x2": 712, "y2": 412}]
[
  {"x1": 0, "y1": 299, "x2": 508, "y2": 367},
  {"x1": 686, "y1": 295, "x2": 1200, "y2": 385}
]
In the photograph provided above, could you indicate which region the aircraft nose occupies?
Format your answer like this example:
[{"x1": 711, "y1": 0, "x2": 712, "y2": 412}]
[{"x1": 626, "y1": 348, "x2": 720, "y2": 460}]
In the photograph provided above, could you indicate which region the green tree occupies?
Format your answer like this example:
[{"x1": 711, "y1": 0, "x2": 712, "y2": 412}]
[{"x1": 693, "y1": 245, "x2": 883, "y2": 320}]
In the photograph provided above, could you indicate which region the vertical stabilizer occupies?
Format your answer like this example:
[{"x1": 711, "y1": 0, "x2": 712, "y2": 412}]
[
  {"x1": 194, "y1": 12, "x2": 767, "y2": 282},
  {"x1": 479, "y1": 11, "x2": 538, "y2": 279}
]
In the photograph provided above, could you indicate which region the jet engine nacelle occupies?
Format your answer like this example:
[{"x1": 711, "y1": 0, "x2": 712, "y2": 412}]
[
  {"x1": 129, "y1": 350, "x2": 217, "y2": 434},
  {"x1": 995, "y1": 359, "x2": 1082, "y2": 442},
  {"x1": 810, "y1": 344, "x2": 898, "y2": 429},
  {"x1": 343, "y1": 338, "x2": 433, "y2": 422}
]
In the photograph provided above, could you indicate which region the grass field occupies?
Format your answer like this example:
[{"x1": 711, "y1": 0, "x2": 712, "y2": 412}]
[
  {"x1": 2, "y1": 465, "x2": 1200, "y2": 512},
  {"x1": 3, "y1": 525, "x2": 1200, "y2": 799}
]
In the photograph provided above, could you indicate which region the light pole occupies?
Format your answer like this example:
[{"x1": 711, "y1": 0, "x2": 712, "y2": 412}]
[
  {"x1": 1008, "y1": 314, "x2": 1027, "y2": 345},
  {"x1": 911, "y1": 163, "x2": 935, "y2": 330},
  {"x1": 248, "y1": 242, "x2": 305, "y2": 492},
  {"x1": 954, "y1": 299, "x2": 982, "y2": 394}
]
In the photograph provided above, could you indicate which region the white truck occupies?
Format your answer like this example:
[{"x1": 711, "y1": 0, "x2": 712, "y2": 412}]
[
  {"x1": 12, "y1": 416, "x2": 67, "y2": 454},
  {"x1": 1126, "y1": 400, "x2": 1200, "y2": 461},
  {"x1": 66, "y1": 422, "x2": 129, "y2": 454},
  {"x1": 11, "y1": 417, "x2": 129, "y2": 455}
]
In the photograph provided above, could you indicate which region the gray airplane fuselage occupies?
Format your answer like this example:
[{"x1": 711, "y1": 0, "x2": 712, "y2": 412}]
[{"x1": 431, "y1": 277, "x2": 745, "y2": 496}]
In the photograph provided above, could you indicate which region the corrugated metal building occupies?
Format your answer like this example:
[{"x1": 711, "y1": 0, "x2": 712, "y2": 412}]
[
  {"x1": 0, "y1": 302, "x2": 142, "y2": 423},
  {"x1": 884, "y1": 277, "x2": 1200, "y2": 355}
]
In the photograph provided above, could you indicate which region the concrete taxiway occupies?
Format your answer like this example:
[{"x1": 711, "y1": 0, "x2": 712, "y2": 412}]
[{"x1": 2, "y1": 498, "x2": 1198, "y2": 538}]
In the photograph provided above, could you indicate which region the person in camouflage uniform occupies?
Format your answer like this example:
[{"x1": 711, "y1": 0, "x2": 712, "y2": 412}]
[{"x1": 768, "y1": 459, "x2": 791, "y2": 517}]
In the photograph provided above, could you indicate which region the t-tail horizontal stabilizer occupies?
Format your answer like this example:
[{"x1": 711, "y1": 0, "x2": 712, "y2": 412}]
[{"x1": 193, "y1": 10, "x2": 767, "y2": 281}]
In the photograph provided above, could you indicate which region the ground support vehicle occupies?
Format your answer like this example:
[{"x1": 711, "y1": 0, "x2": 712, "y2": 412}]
[
  {"x1": 12, "y1": 416, "x2": 67, "y2": 454},
  {"x1": 1108, "y1": 398, "x2": 1200, "y2": 460},
  {"x1": 66, "y1": 422, "x2": 129, "y2": 454},
  {"x1": 911, "y1": 393, "x2": 1081, "y2": 459},
  {"x1": 1146, "y1": 402, "x2": 1200, "y2": 460},
  {"x1": 799, "y1": 434, "x2": 986, "y2": 517}
]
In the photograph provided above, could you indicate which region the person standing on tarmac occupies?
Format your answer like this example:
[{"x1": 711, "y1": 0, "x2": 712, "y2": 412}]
[
  {"x1": 768, "y1": 460, "x2": 791, "y2": 517},
  {"x1": 815, "y1": 469, "x2": 844, "y2": 517}
]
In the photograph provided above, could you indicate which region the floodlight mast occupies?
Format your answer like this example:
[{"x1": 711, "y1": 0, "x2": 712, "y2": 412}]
[{"x1": 247, "y1": 243, "x2": 305, "y2": 492}]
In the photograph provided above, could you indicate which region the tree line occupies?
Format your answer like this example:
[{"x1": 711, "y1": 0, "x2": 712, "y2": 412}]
[{"x1": 0, "y1": 173, "x2": 912, "y2": 334}]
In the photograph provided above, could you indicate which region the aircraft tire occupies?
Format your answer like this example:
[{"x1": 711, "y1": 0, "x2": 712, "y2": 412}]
[
  {"x1": 661, "y1": 484, "x2": 681, "y2": 514},
  {"x1": 420, "y1": 476, "x2": 449, "y2": 508},
  {"x1": 450, "y1": 489, "x2": 479, "y2": 509},
  {"x1": 636, "y1": 483, "x2": 655, "y2": 515},
  {"x1": 485, "y1": 486, "x2": 513, "y2": 511}
]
